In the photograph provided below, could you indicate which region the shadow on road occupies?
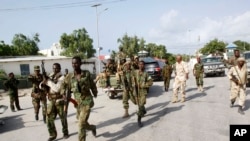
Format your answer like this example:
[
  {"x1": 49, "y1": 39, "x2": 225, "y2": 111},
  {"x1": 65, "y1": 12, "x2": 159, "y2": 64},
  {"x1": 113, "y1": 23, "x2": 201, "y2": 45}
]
[
  {"x1": 99, "y1": 101, "x2": 183, "y2": 141},
  {"x1": 244, "y1": 99, "x2": 250, "y2": 110},
  {"x1": 147, "y1": 85, "x2": 165, "y2": 98},
  {"x1": 186, "y1": 92, "x2": 207, "y2": 102},
  {"x1": 0, "y1": 114, "x2": 25, "y2": 133}
]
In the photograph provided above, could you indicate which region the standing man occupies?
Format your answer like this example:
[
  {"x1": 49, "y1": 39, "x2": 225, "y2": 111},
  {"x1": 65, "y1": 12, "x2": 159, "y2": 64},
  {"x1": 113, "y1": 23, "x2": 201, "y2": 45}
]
[
  {"x1": 228, "y1": 49, "x2": 240, "y2": 68},
  {"x1": 162, "y1": 59, "x2": 173, "y2": 92},
  {"x1": 42, "y1": 63, "x2": 69, "y2": 141},
  {"x1": 228, "y1": 57, "x2": 247, "y2": 115},
  {"x1": 172, "y1": 55, "x2": 189, "y2": 103},
  {"x1": 132, "y1": 60, "x2": 153, "y2": 127},
  {"x1": 4, "y1": 72, "x2": 22, "y2": 112},
  {"x1": 193, "y1": 57, "x2": 204, "y2": 92},
  {"x1": 28, "y1": 65, "x2": 47, "y2": 123},
  {"x1": 62, "y1": 56, "x2": 98, "y2": 141},
  {"x1": 121, "y1": 61, "x2": 136, "y2": 118}
]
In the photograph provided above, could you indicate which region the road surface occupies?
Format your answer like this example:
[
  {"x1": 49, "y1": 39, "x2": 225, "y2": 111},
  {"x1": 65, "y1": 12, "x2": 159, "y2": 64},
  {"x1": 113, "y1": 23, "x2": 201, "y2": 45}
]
[{"x1": 0, "y1": 74, "x2": 250, "y2": 141}]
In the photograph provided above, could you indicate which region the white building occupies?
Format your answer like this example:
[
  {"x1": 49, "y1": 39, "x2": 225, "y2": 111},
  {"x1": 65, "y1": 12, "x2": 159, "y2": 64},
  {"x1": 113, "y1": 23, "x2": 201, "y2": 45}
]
[
  {"x1": 38, "y1": 43, "x2": 63, "y2": 57},
  {"x1": 0, "y1": 56, "x2": 98, "y2": 76}
]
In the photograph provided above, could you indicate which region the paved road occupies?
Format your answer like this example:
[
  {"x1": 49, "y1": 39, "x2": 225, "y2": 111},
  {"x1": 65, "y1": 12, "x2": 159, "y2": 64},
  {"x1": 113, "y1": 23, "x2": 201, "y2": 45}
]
[{"x1": 1, "y1": 74, "x2": 250, "y2": 141}]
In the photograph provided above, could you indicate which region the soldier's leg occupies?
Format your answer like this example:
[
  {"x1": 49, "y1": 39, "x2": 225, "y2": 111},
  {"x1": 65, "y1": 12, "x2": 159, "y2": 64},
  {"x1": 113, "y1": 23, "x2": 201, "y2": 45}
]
[
  {"x1": 163, "y1": 78, "x2": 167, "y2": 90},
  {"x1": 172, "y1": 79, "x2": 180, "y2": 103},
  {"x1": 137, "y1": 94, "x2": 146, "y2": 127},
  {"x1": 14, "y1": 93, "x2": 21, "y2": 110},
  {"x1": 122, "y1": 90, "x2": 129, "y2": 118},
  {"x1": 9, "y1": 95, "x2": 15, "y2": 112},
  {"x1": 166, "y1": 76, "x2": 171, "y2": 90},
  {"x1": 56, "y1": 101, "x2": 69, "y2": 138},
  {"x1": 200, "y1": 75, "x2": 204, "y2": 91},
  {"x1": 129, "y1": 90, "x2": 136, "y2": 105},
  {"x1": 46, "y1": 101, "x2": 57, "y2": 140},
  {"x1": 180, "y1": 81, "x2": 186, "y2": 102},
  {"x1": 41, "y1": 95, "x2": 47, "y2": 123},
  {"x1": 230, "y1": 85, "x2": 238, "y2": 107},
  {"x1": 195, "y1": 77, "x2": 200, "y2": 90},
  {"x1": 32, "y1": 98, "x2": 40, "y2": 120},
  {"x1": 78, "y1": 105, "x2": 96, "y2": 141},
  {"x1": 238, "y1": 88, "x2": 246, "y2": 115}
]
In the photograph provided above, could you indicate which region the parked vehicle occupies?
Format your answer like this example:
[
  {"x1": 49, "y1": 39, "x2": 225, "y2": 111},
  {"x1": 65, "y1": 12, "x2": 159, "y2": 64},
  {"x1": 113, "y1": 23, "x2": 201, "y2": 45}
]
[
  {"x1": 244, "y1": 51, "x2": 250, "y2": 86},
  {"x1": 142, "y1": 57, "x2": 164, "y2": 81},
  {"x1": 202, "y1": 56, "x2": 226, "y2": 77}
]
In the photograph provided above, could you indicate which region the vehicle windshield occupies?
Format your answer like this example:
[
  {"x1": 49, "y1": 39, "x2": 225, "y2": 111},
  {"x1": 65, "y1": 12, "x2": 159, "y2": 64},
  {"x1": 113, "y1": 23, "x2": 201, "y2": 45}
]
[
  {"x1": 244, "y1": 53, "x2": 250, "y2": 60},
  {"x1": 202, "y1": 57, "x2": 221, "y2": 63}
]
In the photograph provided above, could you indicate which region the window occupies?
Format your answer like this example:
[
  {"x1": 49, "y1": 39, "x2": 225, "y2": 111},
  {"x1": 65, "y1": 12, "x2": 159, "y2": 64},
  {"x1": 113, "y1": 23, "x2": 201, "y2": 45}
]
[{"x1": 20, "y1": 64, "x2": 30, "y2": 76}]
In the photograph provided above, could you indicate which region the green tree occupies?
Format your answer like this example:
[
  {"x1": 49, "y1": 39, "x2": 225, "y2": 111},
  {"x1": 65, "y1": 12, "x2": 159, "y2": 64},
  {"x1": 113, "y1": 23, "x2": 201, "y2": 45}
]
[
  {"x1": 145, "y1": 43, "x2": 167, "y2": 58},
  {"x1": 0, "y1": 41, "x2": 14, "y2": 56},
  {"x1": 200, "y1": 38, "x2": 226, "y2": 54},
  {"x1": 11, "y1": 33, "x2": 40, "y2": 55},
  {"x1": 59, "y1": 28, "x2": 95, "y2": 58},
  {"x1": 234, "y1": 40, "x2": 250, "y2": 51}
]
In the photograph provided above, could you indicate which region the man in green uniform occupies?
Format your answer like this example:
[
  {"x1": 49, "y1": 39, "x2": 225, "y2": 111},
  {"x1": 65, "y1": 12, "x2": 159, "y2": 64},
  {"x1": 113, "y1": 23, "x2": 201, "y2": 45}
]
[
  {"x1": 121, "y1": 61, "x2": 136, "y2": 118},
  {"x1": 4, "y1": 72, "x2": 22, "y2": 112},
  {"x1": 62, "y1": 56, "x2": 98, "y2": 141},
  {"x1": 42, "y1": 63, "x2": 69, "y2": 141},
  {"x1": 131, "y1": 55, "x2": 139, "y2": 70},
  {"x1": 162, "y1": 59, "x2": 173, "y2": 92},
  {"x1": 193, "y1": 57, "x2": 204, "y2": 92},
  {"x1": 28, "y1": 65, "x2": 47, "y2": 123},
  {"x1": 132, "y1": 60, "x2": 153, "y2": 127}
]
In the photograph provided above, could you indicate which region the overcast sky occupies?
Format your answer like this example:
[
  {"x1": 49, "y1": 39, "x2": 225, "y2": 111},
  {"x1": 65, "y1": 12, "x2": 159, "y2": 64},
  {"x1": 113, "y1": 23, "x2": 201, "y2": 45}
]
[{"x1": 1, "y1": 0, "x2": 250, "y2": 55}]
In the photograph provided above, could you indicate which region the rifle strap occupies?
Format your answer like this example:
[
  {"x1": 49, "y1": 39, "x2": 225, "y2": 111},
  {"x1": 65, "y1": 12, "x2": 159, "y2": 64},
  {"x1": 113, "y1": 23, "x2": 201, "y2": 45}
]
[{"x1": 233, "y1": 66, "x2": 243, "y2": 85}]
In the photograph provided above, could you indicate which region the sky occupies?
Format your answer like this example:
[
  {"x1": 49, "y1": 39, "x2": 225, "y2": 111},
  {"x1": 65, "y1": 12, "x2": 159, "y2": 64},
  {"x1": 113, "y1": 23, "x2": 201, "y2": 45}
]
[{"x1": 1, "y1": 0, "x2": 250, "y2": 55}]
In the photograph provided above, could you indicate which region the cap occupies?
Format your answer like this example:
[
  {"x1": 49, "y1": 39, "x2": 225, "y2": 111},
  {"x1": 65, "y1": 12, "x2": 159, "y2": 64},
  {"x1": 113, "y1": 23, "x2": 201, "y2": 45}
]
[
  {"x1": 34, "y1": 65, "x2": 40, "y2": 70},
  {"x1": 237, "y1": 57, "x2": 246, "y2": 62}
]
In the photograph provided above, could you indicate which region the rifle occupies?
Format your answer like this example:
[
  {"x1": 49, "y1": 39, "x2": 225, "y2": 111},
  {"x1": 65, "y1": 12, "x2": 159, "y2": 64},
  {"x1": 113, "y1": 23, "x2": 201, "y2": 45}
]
[
  {"x1": 63, "y1": 86, "x2": 71, "y2": 125},
  {"x1": 232, "y1": 66, "x2": 245, "y2": 88},
  {"x1": 41, "y1": 60, "x2": 49, "y2": 123},
  {"x1": 133, "y1": 72, "x2": 140, "y2": 108}
]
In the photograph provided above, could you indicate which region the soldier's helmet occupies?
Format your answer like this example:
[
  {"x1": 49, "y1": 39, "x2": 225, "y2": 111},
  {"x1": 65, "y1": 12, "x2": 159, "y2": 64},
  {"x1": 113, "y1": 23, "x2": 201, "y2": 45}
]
[{"x1": 34, "y1": 65, "x2": 40, "y2": 71}]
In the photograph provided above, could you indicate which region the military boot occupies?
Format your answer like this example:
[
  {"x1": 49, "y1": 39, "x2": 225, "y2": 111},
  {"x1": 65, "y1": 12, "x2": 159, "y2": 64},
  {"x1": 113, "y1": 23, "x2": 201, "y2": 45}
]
[
  {"x1": 238, "y1": 106, "x2": 245, "y2": 115},
  {"x1": 47, "y1": 136, "x2": 56, "y2": 141},
  {"x1": 35, "y1": 114, "x2": 39, "y2": 121},
  {"x1": 43, "y1": 115, "x2": 46, "y2": 123},
  {"x1": 137, "y1": 115, "x2": 143, "y2": 127},
  {"x1": 11, "y1": 105, "x2": 15, "y2": 112},
  {"x1": 92, "y1": 126, "x2": 97, "y2": 137},
  {"x1": 230, "y1": 100, "x2": 235, "y2": 108},
  {"x1": 122, "y1": 109, "x2": 129, "y2": 118}
]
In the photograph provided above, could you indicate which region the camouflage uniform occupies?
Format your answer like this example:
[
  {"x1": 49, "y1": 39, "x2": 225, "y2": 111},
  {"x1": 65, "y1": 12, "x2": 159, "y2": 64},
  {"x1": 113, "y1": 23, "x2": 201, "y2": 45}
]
[
  {"x1": 62, "y1": 70, "x2": 98, "y2": 141},
  {"x1": 121, "y1": 62, "x2": 136, "y2": 118},
  {"x1": 193, "y1": 62, "x2": 204, "y2": 91},
  {"x1": 132, "y1": 69, "x2": 153, "y2": 126},
  {"x1": 4, "y1": 74, "x2": 21, "y2": 111},
  {"x1": 45, "y1": 72, "x2": 68, "y2": 140},
  {"x1": 162, "y1": 63, "x2": 172, "y2": 91},
  {"x1": 28, "y1": 66, "x2": 47, "y2": 122}
]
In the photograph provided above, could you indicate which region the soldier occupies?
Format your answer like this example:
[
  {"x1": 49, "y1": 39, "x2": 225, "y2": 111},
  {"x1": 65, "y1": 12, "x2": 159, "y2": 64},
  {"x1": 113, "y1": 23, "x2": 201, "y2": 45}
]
[
  {"x1": 116, "y1": 58, "x2": 126, "y2": 89},
  {"x1": 121, "y1": 61, "x2": 136, "y2": 118},
  {"x1": 42, "y1": 63, "x2": 69, "y2": 141},
  {"x1": 193, "y1": 57, "x2": 204, "y2": 92},
  {"x1": 4, "y1": 72, "x2": 22, "y2": 112},
  {"x1": 228, "y1": 49, "x2": 240, "y2": 68},
  {"x1": 132, "y1": 60, "x2": 153, "y2": 127},
  {"x1": 28, "y1": 65, "x2": 47, "y2": 123},
  {"x1": 228, "y1": 57, "x2": 247, "y2": 115},
  {"x1": 131, "y1": 55, "x2": 139, "y2": 70},
  {"x1": 172, "y1": 55, "x2": 189, "y2": 103},
  {"x1": 162, "y1": 59, "x2": 173, "y2": 92},
  {"x1": 62, "y1": 56, "x2": 98, "y2": 141}
]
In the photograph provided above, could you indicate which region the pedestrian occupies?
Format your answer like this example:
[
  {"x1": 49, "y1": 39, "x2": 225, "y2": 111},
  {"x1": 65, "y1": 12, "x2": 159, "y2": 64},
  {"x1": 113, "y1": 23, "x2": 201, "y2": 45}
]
[
  {"x1": 62, "y1": 56, "x2": 98, "y2": 141},
  {"x1": 172, "y1": 55, "x2": 189, "y2": 103},
  {"x1": 162, "y1": 59, "x2": 173, "y2": 92},
  {"x1": 228, "y1": 57, "x2": 247, "y2": 115},
  {"x1": 28, "y1": 65, "x2": 47, "y2": 123},
  {"x1": 121, "y1": 61, "x2": 136, "y2": 118},
  {"x1": 193, "y1": 57, "x2": 204, "y2": 92},
  {"x1": 132, "y1": 60, "x2": 153, "y2": 127},
  {"x1": 42, "y1": 63, "x2": 69, "y2": 141},
  {"x1": 4, "y1": 72, "x2": 22, "y2": 112}
]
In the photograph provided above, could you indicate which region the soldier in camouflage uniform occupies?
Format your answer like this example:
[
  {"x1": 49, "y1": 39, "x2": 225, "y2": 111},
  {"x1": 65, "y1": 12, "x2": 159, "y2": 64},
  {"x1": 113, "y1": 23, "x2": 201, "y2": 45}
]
[
  {"x1": 193, "y1": 57, "x2": 204, "y2": 92},
  {"x1": 4, "y1": 72, "x2": 22, "y2": 112},
  {"x1": 131, "y1": 55, "x2": 139, "y2": 70},
  {"x1": 162, "y1": 59, "x2": 173, "y2": 92},
  {"x1": 62, "y1": 56, "x2": 98, "y2": 141},
  {"x1": 121, "y1": 61, "x2": 136, "y2": 118},
  {"x1": 42, "y1": 63, "x2": 69, "y2": 141},
  {"x1": 28, "y1": 65, "x2": 47, "y2": 123},
  {"x1": 132, "y1": 60, "x2": 153, "y2": 127}
]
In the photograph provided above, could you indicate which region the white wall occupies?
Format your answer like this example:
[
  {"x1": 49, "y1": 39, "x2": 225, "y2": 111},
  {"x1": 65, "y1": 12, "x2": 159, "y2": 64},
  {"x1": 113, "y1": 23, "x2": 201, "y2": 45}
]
[{"x1": 0, "y1": 58, "x2": 98, "y2": 76}]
